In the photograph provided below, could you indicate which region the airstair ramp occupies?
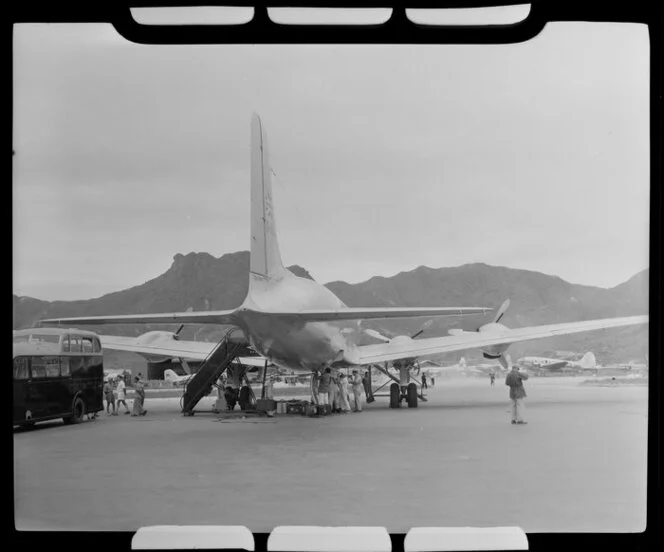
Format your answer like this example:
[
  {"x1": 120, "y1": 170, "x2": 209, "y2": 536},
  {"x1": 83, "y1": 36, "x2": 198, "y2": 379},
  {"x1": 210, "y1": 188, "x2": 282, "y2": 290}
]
[{"x1": 181, "y1": 330, "x2": 243, "y2": 415}]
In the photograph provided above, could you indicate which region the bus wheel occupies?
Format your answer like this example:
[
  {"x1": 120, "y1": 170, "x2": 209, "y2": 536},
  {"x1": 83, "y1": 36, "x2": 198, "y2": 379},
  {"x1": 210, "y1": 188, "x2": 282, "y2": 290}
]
[
  {"x1": 71, "y1": 397, "x2": 87, "y2": 423},
  {"x1": 389, "y1": 383, "x2": 400, "y2": 408},
  {"x1": 407, "y1": 383, "x2": 418, "y2": 408}
]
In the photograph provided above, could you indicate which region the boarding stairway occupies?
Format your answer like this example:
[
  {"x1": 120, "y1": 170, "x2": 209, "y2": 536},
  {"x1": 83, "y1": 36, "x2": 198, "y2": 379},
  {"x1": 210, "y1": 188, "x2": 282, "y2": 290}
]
[{"x1": 181, "y1": 329, "x2": 244, "y2": 415}]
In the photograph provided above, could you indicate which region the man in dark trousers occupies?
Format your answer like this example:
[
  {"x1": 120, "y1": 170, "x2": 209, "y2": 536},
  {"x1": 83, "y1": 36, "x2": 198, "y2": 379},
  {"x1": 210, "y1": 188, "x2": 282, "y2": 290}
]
[{"x1": 505, "y1": 365, "x2": 529, "y2": 424}]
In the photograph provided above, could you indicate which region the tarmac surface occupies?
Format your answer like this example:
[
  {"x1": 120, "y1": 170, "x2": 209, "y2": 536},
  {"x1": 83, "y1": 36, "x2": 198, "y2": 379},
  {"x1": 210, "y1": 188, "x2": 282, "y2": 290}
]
[{"x1": 14, "y1": 377, "x2": 647, "y2": 533}]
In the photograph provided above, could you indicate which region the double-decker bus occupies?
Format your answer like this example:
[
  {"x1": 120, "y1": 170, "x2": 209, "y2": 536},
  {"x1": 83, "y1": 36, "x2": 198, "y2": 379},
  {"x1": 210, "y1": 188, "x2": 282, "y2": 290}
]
[{"x1": 13, "y1": 328, "x2": 104, "y2": 427}]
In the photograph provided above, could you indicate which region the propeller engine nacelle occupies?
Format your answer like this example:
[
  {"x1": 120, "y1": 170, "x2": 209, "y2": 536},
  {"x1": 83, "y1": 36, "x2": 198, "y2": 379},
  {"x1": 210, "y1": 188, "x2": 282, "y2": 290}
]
[
  {"x1": 135, "y1": 330, "x2": 180, "y2": 346},
  {"x1": 448, "y1": 299, "x2": 514, "y2": 370},
  {"x1": 134, "y1": 325, "x2": 185, "y2": 363}
]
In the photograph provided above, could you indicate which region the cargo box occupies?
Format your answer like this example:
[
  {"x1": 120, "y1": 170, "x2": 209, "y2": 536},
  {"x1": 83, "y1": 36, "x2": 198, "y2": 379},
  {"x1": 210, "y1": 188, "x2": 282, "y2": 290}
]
[{"x1": 256, "y1": 399, "x2": 277, "y2": 412}]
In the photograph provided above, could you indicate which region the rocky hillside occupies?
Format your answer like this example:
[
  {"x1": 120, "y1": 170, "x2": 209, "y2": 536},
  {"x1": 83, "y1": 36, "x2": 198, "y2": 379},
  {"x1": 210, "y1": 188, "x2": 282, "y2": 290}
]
[{"x1": 13, "y1": 252, "x2": 648, "y2": 363}]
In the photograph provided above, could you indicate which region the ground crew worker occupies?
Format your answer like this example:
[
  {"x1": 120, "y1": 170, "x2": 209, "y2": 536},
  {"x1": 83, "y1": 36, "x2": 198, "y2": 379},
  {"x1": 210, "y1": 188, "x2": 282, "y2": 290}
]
[
  {"x1": 490, "y1": 371, "x2": 496, "y2": 386},
  {"x1": 104, "y1": 378, "x2": 116, "y2": 415},
  {"x1": 115, "y1": 375, "x2": 130, "y2": 414},
  {"x1": 505, "y1": 365, "x2": 529, "y2": 424},
  {"x1": 131, "y1": 376, "x2": 147, "y2": 416},
  {"x1": 337, "y1": 373, "x2": 351, "y2": 412},
  {"x1": 351, "y1": 370, "x2": 364, "y2": 412},
  {"x1": 329, "y1": 371, "x2": 339, "y2": 412},
  {"x1": 224, "y1": 366, "x2": 244, "y2": 410},
  {"x1": 318, "y1": 368, "x2": 332, "y2": 414},
  {"x1": 421, "y1": 373, "x2": 428, "y2": 389}
]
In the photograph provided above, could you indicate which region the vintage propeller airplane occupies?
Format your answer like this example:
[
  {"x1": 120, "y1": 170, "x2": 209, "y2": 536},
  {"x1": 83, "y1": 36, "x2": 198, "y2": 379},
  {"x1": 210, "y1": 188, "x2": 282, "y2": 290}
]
[{"x1": 41, "y1": 114, "x2": 648, "y2": 409}]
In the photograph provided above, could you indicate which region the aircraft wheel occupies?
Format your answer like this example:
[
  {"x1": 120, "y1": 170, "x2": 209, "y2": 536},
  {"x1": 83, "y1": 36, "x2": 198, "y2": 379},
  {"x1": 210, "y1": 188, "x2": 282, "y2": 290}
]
[
  {"x1": 407, "y1": 383, "x2": 418, "y2": 408},
  {"x1": 389, "y1": 383, "x2": 400, "y2": 408}
]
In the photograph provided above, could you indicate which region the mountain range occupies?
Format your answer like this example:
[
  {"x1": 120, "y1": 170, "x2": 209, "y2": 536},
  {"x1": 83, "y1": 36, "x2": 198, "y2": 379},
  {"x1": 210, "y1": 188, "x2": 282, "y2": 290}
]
[{"x1": 13, "y1": 251, "x2": 649, "y2": 364}]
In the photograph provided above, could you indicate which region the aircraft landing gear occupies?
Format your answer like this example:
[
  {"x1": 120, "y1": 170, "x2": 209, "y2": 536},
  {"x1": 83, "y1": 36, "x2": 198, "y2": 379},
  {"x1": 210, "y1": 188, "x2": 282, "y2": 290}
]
[
  {"x1": 389, "y1": 383, "x2": 400, "y2": 408},
  {"x1": 388, "y1": 382, "x2": 419, "y2": 408},
  {"x1": 406, "y1": 382, "x2": 418, "y2": 408}
]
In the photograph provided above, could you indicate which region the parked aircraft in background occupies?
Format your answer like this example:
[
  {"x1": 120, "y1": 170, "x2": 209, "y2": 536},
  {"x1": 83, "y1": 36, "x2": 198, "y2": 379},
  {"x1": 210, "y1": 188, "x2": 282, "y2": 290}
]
[
  {"x1": 163, "y1": 369, "x2": 193, "y2": 387},
  {"x1": 518, "y1": 352, "x2": 597, "y2": 373},
  {"x1": 41, "y1": 113, "x2": 649, "y2": 409},
  {"x1": 619, "y1": 356, "x2": 649, "y2": 373}
]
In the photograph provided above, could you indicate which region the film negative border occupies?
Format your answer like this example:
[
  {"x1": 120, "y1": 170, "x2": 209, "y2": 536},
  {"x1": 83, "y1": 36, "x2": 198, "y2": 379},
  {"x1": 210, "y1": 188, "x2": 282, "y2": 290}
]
[{"x1": 130, "y1": 525, "x2": 528, "y2": 550}]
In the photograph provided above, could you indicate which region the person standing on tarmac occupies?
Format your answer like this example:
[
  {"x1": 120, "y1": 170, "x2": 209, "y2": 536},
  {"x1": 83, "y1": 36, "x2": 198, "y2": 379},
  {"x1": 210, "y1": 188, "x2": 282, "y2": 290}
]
[
  {"x1": 115, "y1": 375, "x2": 130, "y2": 414},
  {"x1": 352, "y1": 370, "x2": 364, "y2": 412},
  {"x1": 329, "y1": 371, "x2": 340, "y2": 413},
  {"x1": 337, "y1": 373, "x2": 351, "y2": 412},
  {"x1": 489, "y1": 371, "x2": 496, "y2": 386},
  {"x1": 421, "y1": 373, "x2": 428, "y2": 390},
  {"x1": 505, "y1": 365, "x2": 529, "y2": 424},
  {"x1": 131, "y1": 376, "x2": 147, "y2": 416},
  {"x1": 318, "y1": 368, "x2": 333, "y2": 414},
  {"x1": 104, "y1": 378, "x2": 116, "y2": 415}
]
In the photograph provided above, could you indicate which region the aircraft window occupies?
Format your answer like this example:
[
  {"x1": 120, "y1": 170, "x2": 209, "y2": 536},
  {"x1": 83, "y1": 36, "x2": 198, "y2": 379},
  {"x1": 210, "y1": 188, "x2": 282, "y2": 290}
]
[
  {"x1": 61, "y1": 336, "x2": 70, "y2": 352},
  {"x1": 93, "y1": 338, "x2": 101, "y2": 353},
  {"x1": 60, "y1": 357, "x2": 71, "y2": 377},
  {"x1": 82, "y1": 337, "x2": 94, "y2": 353},
  {"x1": 13, "y1": 358, "x2": 29, "y2": 380},
  {"x1": 69, "y1": 336, "x2": 82, "y2": 352},
  {"x1": 45, "y1": 357, "x2": 60, "y2": 377},
  {"x1": 31, "y1": 357, "x2": 47, "y2": 378}
]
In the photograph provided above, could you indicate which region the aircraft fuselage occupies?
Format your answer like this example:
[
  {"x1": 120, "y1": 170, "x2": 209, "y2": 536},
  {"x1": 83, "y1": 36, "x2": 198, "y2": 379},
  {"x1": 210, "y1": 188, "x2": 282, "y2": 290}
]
[{"x1": 233, "y1": 272, "x2": 361, "y2": 373}]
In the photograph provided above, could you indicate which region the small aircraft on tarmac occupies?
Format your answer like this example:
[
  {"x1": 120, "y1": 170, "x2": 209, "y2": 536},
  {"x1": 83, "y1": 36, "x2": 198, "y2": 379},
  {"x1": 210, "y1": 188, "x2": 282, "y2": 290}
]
[
  {"x1": 518, "y1": 352, "x2": 597, "y2": 374},
  {"x1": 163, "y1": 369, "x2": 194, "y2": 386},
  {"x1": 41, "y1": 114, "x2": 649, "y2": 409}
]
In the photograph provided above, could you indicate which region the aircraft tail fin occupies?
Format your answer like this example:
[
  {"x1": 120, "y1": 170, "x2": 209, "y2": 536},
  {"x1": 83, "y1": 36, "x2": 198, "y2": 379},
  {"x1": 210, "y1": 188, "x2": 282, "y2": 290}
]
[
  {"x1": 163, "y1": 369, "x2": 179, "y2": 383},
  {"x1": 249, "y1": 113, "x2": 286, "y2": 283},
  {"x1": 578, "y1": 352, "x2": 596, "y2": 369}
]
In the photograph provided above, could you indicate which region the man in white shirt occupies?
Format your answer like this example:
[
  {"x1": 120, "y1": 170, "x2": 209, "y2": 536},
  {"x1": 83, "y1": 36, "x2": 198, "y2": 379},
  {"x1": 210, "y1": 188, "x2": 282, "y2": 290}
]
[{"x1": 116, "y1": 375, "x2": 130, "y2": 414}]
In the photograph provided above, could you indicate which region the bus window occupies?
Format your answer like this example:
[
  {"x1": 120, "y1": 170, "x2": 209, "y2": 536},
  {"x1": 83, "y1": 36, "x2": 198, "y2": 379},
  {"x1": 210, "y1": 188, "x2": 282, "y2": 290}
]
[
  {"x1": 45, "y1": 357, "x2": 60, "y2": 378},
  {"x1": 61, "y1": 335, "x2": 70, "y2": 352},
  {"x1": 31, "y1": 357, "x2": 47, "y2": 378},
  {"x1": 60, "y1": 357, "x2": 70, "y2": 377},
  {"x1": 13, "y1": 358, "x2": 29, "y2": 380},
  {"x1": 82, "y1": 337, "x2": 94, "y2": 353},
  {"x1": 69, "y1": 336, "x2": 82, "y2": 352},
  {"x1": 93, "y1": 338, "x2": 102, "y2": 353}
]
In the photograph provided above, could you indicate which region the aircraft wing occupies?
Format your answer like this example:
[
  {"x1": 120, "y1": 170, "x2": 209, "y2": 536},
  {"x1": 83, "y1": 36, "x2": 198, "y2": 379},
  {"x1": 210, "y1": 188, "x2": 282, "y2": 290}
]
[
  {"x1": 40, "y1": 309, "x2": 237, "y2": 327},
  {"x1": 260, "y1": 306, "x2": 490, "y2": 322},
  {"x1": 99, "y1": 335, "x2": 268, "y2": 367},
  {"x1": 40, "y1": 306, "x2": 487, "y2": 327},
  {"x1": 356, "y1": 315, "x2": 648, "y2": 365}
]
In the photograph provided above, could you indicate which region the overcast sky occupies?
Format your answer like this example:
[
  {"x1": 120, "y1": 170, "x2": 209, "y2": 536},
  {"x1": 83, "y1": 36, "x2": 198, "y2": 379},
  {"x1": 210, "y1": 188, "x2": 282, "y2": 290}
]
[{"x1": 13, "y1": 21, "x2": 649, "y2": 301}]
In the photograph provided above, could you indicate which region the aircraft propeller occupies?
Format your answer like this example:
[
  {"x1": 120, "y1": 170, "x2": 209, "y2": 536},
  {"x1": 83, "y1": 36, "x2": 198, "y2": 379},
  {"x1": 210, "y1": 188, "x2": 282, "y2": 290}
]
[
  {"x1": 498, "y1": 352, "x2": 512, "y2": 371},
  {"x1": 364, "y1": 319, "x2": 434, "y2": 343},
  {"x1": 493, "y1": 299, "x2": 511, "y2": 324}
]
